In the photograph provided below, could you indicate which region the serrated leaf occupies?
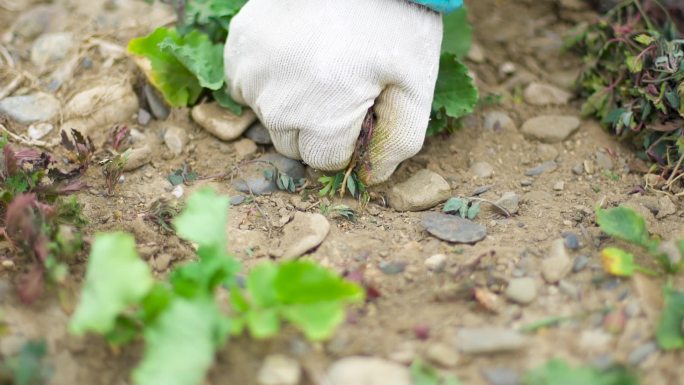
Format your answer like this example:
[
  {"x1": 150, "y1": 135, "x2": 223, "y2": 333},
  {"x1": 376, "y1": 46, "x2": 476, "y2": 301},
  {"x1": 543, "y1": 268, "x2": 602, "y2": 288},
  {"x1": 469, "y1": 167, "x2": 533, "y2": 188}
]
[
  {"x1": 442, "y1": 7, "x2": 472, "y2": 58},
  {"x1": 70, "y1": 233, "x2": 153, "y2": 335},
  {"x1": 128, "y1": 28, "x2": 203, "y2": 107},
  {"x1": 173, "y1": 187, "x2": 229, "y2": 249},
  {"x1": 634, "y1": 34, "x2": 655, "y2": 46},
  {"x1": 596, "y1": 206, "x2": 657, "y2": 250},
  {"x1": 656, "y1": 285, "x2": 684, "y2": 350},
  {"x1": 133, "y1": 298, "x2": 220, "y2": 385},
  {"x1": 158, "y1": 30, "x2": 224, "y2": 90},
  {"x1": 433, "y1": 54, "x2": 478, "y2": 120}
]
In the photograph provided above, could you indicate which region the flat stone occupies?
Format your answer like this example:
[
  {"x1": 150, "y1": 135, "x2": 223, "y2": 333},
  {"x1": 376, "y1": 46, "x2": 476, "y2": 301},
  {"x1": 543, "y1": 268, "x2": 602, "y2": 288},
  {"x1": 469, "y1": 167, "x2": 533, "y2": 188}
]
[
  {"x1": 495, "y1": 192, "x2": 520, "y2": 215},
  {"x1": 505, "y1": 277, "x2": 537, "y2": 304},
  {"x1": 521, "y1": 115, "x2": 581, "y2": 143},
  {"x1": 245, "y1": 122, "x2": 272, "y2": 144},
  {"x1": 467, "y1": 43, "x2": 485, "y2": 63},
  {"x1": 656, "y1": 196, "x2": 677, "y2": 219},
  {"x1": 572, "y1": 255, "x2": 589, "y2": 273},
  {"x1": 192, "y1": 102, "x2": 256, "y2": 141},
  {"x1": 483, "y1": 111, "x2": 516, "y2": 131},
  {"x1": 563, "y1": 232, "x2": 581, "y2": 250},
  {"x1": 143, "y1": 84, "x2": 170, "y2": 120},
  {"x1": 423, "y1": 213, "x2": 487, "y2": 244},
  {"x1": 257, "y1": 354, "x2": 301, "y2": 385},
  {"x1": 30, "y1": 32, "x2": 74, "y2": 67},
  {"x1": 595, "y1": 151, "x2": 614, "y2": 171},
  {"x1": 628, "y1": 342, "x2": 659, "y2": 366},
  {"x1": 388, "y1": 170, "x2": 451, "y2": 212},
  {"x1": 0, "y1": 93, "x2": 60, "y2": 124},
  {"x1": 62, "y1": 81, "x2": 138, "y2": 134},
  {"x1": 233, "y1": 153, "x2": 306, "y2": 195},
  {"x1": 525, "y1": 161, "x2": 558, "y2": 177},
  {"x1": 326, "y1": 357, "x2": 410, "y2": 385},
  {"x1": 123, "y1": 145, "x2": 152, "y2": 171},
  {"x1": 536, "y1": 143, "x2": 559, "y2": 161},
  {"x1": 470, "y1": 162, "x2": 494, "y2": 179},
  {"x1": 455, "y1": 328, "x2": 526, "y2": 354},
  {"x1": 272, "y1": 212, "x2": 330, "y2": 259},
  {"x1": 27, "y1": 122, "x2": 53, "y2": 140},
  {"x1": 542, "y1": 239, "x2": 572, "y2": 283},
  {"x1": 163, "y1": 125, "x2": 187, "y2": 156},
  {"x1": 11, "y1": 5, "x2": 66, "y2": 40},
  {"x1": 553, "y1": 181, "x2": 565, "y2": 191},
  {"x1": 523, "y1": 82, "x2": 572, "y2": 105}
]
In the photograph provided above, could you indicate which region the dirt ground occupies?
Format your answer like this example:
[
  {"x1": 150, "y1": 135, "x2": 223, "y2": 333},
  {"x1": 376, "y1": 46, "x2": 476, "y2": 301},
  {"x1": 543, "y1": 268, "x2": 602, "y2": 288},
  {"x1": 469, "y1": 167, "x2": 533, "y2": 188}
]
[{"x1": 1, "y1": 0, "x2": 683, "y2": 384}]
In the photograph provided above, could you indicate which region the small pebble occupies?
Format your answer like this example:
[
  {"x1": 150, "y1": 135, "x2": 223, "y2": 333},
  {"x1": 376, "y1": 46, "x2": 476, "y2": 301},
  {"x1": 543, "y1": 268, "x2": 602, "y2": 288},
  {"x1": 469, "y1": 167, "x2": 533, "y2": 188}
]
[
  {"x1": 495, "y1": 192, "x2": 520, "y2": 215},
  {"x1": 481, "y1": 367, "x2": 520, "y2": 385},
  {"x1": 542, "y1": 239, "x2": 572, "y2": 283},
  {"x1": 628, "y1": 342, "x2": 658, "y2": 366},
  {"x1": 470, "y1": 162, "x2": 494, "y2": 179},
  {"x1": 572, "y1": 164, "x2": 584, "y2": 175},
  {"x1": 505, "y1": 277, "x2": 537, "y2": 305},
  {"x1": 553, "y1": 181, "x2": 565, "y2": 191},
  {"x1": 379, "y1": 261, "x2": 407, "y2": 275},
  {"x1": 426, "y1": 343, "x2": 459, "y2": 368},
  {"x1": 455, "y1": 328, "x2": 526, "y2": 354},
  {"x1": 257, "y1": 355, "x2": 301, "y2": 385},
  {"x1": 230, "y1": 195, "x2": 246, "y2": 206},
  {"x1": 572, "y1": 255, "x2": 589, "y2": 273},
  {"x1": 425, "y1": 254, "x2": 447, "y2": 273},
  {"x1": 525, "y1": 161, "x2": 558, "y2": 177},
  {"x1": 520, "y1": 115, "x2": 581, "y2": 143},
  {"x1": 137, "y1": 108, "x2": 151, "y2": 125}
]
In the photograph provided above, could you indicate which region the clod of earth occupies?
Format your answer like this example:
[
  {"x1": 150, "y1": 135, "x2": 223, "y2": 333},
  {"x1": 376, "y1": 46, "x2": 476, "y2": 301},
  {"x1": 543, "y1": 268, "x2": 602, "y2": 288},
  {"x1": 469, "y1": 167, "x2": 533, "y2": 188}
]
[
  {"x1": 271, "y1": 212, "x2": 331, "y2": 259},
  {"x1": 422, "y1": 212, "x2": 487, "y2": 244}
]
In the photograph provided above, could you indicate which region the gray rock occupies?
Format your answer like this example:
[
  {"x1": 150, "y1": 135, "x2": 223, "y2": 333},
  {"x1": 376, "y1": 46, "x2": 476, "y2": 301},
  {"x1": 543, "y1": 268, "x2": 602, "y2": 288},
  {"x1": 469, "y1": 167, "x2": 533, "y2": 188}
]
[
  {"x1": 523, "y1": 82, "x2": 572, "y2": 105},
  {"x1": 257, "y1": 354, "x2": 301, "y2": 385},
  {"x1": 505, "y1": 277, "x2": 537, "y2": 304},
  {"x1": 192, "y1": 102, "x2": 256, "y2": 141},
  {"x1": 143, "y1": 84, "x2": 170, "y2": 120},
  {"x1": 123, "y1": 145, "x2": 152, "y2": 171},
  {"x1": 326, "y1": 357, "x2": 410, "y2": 385},
  {"x1": 0, "y1": 93, "x2": 60, "y2": 124},
  {"x1": 553, "y1": 181, "x2": 565, "y2": 191},
  {"x1": 483, "y1": 111, "x2": 516, "y2": 131},
  {"x1": 11, "y1": 5, "x2": 65, "y2": 40},
  {"x1": 27, "y1": 122, "x2": 53, "y2": 140},
  {"x1": 388, "y1": 170, "x2": 451, "y2": 211},
  {"x1": 163, "y1": 125, "x2": 187, "y2": 156},
  {"x1": 521, "y1": 115, "x2": 581, "y2": 143},
  {"x1": 455, "y1": 328, "x2": 526, "y2": 354},
  {"x1": 563, "y1": 232, "x2": 581, "y2": 250},
  {"x1": 423, "y1": 213, "x2": 487, "y2": 244},
  {"x1": 525, "y1": 161, "x2": 558, "y2": 176},
  {"x1": 245, "y1": 122, "x2": 272, "y2": 144},
  {"x1": 628, "y1": 342, "x2": 658, "y2": 366},
  {"x1": 30, "y1": 32, "x2": 74, "y2": 67},
  {"x1": 495, "y1": 192, "x2": 520, "y2": 215},
  {"x1": 426, "y1": 343, "x2": 459, "y2": 367},
  {"x1": 467, "y1": 43, "x2": 485, "y2": 63},
  {"x1": 656, "y1": 196, "x2": 677, "y2": 219},
  {"x1": 572, "y1": 163, "x2": 584, "y2": 175},
  {"x1": 595, "y1": 151, "x2": 614, "y2": 171},
  {"x1": 470, "y1": 162, "x2": 494, "y2": 179},
  {"x1": 137, "y1": 108, "x2": 151, "y2": 125},
  {"x1": 230, "y1": 195, "x2": 246, "y2": 206},
  {"x1": 542, "y1": 239, "x2": 572, "y2": 283},
  {"x1": 272, "y1": 212, "x2": 330, "y2": 259},
  {"x1": 233, "y1": 153, "x2": 305, "y2": 195},
  {"x1": 572, "y1": 255, "x2": 589, "y2": 273},
  {"x1": 379, "y1": 261, "x2": 406, "y2": 275},
  {"x1": 558, "y1": 280, "x2": 580, "y2": 300},
  {"x1": 482, "y1": 367, "x2": 520, "y2": 385},
  {"x1": 62, "y1": 81, "x2": 138, "y2": 134},
  {"x1": 425, "y1": 254, "x2": 447, "y2": 272}
]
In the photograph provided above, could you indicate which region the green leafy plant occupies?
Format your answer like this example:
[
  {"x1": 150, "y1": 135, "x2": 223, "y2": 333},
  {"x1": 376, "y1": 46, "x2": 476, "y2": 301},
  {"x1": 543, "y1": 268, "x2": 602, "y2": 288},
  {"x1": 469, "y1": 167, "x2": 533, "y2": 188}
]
[
  {"x1": 100, "y1": 151, "x2": 129, "y2": 195},
  {"x1": 443, "y1": 197, "x2": 481, "y2": 219},
  {"x1": 523, "y1": 359, "x2": 638, "y2": 385},
  {"x1": 568, "y1": 1, "x2": 684, "y2": 191},
  {"x1": 410, "y1": 359, "x2": 462, "y2": 385},
  {"x1": 0, "y1": 340, "x2": 51, "y2": 385},
  {"x1": 319, "y1": 203, "x2": 358, "y2": 222},
  {"x1": 656, "y1": 283, "x2": 684, "y2": 350},
  {"x1": 168, "y1": 164, "x2": 198, "y2": 186},
  {"x1": 596, "y1": 205, "x2": 684, "y2": 274},
  {"x1": 264, "y1": 167, "x2": 305, "y2": 194},
  {"x1": 69, "y1": 188, "x2": 363, "y2": 385}
]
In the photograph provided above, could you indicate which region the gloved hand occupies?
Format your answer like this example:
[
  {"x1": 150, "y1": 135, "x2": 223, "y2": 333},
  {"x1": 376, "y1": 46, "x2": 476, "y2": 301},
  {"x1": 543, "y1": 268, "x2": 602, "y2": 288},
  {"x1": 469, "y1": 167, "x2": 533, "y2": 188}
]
[{"x1": 224, "y1": 0, "x2": 443, "y2": 185}]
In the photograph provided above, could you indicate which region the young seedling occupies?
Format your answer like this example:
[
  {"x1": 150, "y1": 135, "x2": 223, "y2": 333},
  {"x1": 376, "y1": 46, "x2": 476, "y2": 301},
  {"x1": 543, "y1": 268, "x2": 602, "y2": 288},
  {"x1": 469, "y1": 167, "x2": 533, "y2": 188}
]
[
  {"x1": 168, "y1": 164, "x2": 198, "y2": 186},
  {"x1": 264, "y1": 167, "x2": 305, "y2": 193},
  {"x1": 61, "y1": 129, "x2": 94, "y2": 172},
  {"x1": 100, "y1": 151, "x2": 129, "y2": 195},
  {"x1": 69, "y1": 188, "x2": 364, "y2": 385}
]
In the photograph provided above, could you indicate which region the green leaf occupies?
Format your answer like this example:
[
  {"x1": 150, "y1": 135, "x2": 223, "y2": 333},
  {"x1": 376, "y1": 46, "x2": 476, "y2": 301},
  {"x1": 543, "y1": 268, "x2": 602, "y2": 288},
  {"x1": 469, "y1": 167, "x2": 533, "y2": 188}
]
[
  {"x1": 174, "y1": 187, "x2": 229, "y2": 249},
  {"x1": 523, "y1": 359, "x2": 639, "y2": 385},
  {"x1": 656, "y1": 285, "x2": 684, "y2": 350},
  {"x1": 443, "y1": 198, "x2": 464, "y2": 214},
  {"x1": 411, "y1": 359, "x2": 462, "y2": 385},
  {"x1": 467, "y1": 202, "x2": 481, "y2": 219},
  {"x1": 634, "y1": 34, "x2": 655, "y2": 45},
  {"x1": 246, "y1": 263, "x2": 279, "y2": 308},
  {"x1": 274, "y1": 261, "x2": 364, "y2": 304},
  {"x1": 246, "y1": 308, "x2": 280, "y2": 339},
  {"x1": 158, "y1": 30, "x2": 225, "y2": 90},
  {"x1": 596, "y1": 206, "x2": 657, "y2": 250},
  {"x1": 626, "y1": 55, "x2": 643, "y2": 73},
  {"x1": 133, "y1": 298, "x2": 220, "y2": 385},
  {"x1": 442, "y1": 7, "x2": 472, "y2": 58},
  {"x1": 600, "y1": 247, "x2": 636, "y2": 277},
  {"x1": 433, "y1": 54, "x2": 478, "y2": 120},
  {"x1": 280, "y1": 302, "x2": 345, "y2": 341},
  {"x1": 70, "y1": 233, "x2": 153, "y2": 335},
  {"x1": 212, "y1": 87, "x2": 243, "y2": 115},
  {"x1": 128, "y1": 28, "x2": 203, "y2": 107}
]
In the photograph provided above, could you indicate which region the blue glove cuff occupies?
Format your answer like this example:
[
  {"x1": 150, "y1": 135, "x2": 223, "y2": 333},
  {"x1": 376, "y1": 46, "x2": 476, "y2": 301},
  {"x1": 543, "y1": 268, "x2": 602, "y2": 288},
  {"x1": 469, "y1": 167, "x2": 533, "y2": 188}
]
[{"x1": 410, "y1": 0, "x2": 463, "y2": 13}]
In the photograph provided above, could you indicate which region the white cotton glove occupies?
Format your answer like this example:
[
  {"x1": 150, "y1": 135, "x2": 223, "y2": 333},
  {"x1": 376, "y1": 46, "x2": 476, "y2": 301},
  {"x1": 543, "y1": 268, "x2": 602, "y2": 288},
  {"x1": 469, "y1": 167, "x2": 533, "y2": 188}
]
[{"x1": 225, "y1": 0, "x2": 442, "y2": 185}]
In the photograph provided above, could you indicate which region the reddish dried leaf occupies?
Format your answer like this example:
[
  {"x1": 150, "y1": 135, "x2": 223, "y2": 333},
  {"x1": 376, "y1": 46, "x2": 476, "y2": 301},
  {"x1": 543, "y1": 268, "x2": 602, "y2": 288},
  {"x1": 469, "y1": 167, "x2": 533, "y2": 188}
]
[{"x1": 17, "y1": 264, "x2": 45, "y2": 304}]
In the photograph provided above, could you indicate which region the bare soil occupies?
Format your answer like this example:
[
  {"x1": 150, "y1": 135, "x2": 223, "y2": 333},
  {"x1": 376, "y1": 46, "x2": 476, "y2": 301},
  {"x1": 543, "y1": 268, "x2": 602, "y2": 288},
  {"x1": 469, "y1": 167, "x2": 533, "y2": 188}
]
[{"x1": 0, "y1": 0, "x2": 683, "y2": 384}]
